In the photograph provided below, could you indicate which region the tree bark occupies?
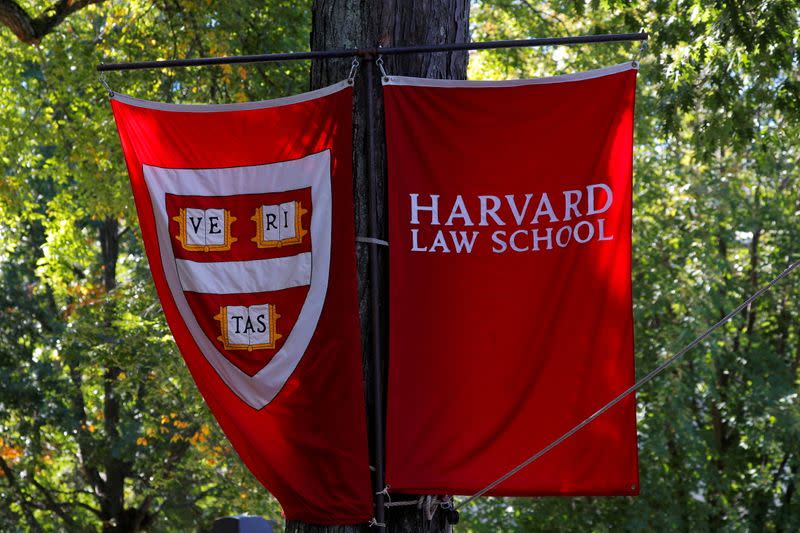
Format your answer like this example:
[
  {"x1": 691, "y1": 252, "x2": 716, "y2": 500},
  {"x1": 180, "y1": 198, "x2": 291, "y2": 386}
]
[{"x1": 299, "y1": 1, "x2": 469, "y2": 532}]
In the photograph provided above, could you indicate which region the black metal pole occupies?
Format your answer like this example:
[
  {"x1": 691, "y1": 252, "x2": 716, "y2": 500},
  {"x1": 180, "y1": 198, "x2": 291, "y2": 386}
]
[
  {"x1": 374, "y1": 32, "x2": 646, "y2": 55},
  {"x1": 363, "y1": 56, "x2": 386, "y2": 530},
  {"x1": 97, "y1": 32, "x2": 647, "y2": 71}
]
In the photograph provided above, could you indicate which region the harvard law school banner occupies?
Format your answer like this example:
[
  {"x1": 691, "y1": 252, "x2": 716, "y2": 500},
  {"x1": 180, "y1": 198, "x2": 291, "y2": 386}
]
[
  {"x1": 110, "y1": 83, "x2": 372, "y2": 523},
  {"x1": 384, "y1": 63, "x2": 639, "y2": 495}
]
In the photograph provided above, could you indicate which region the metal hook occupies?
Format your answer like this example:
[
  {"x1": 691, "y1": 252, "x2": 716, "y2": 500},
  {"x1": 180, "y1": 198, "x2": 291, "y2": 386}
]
[
  {"x1": 99, "y1": 71, "x2": 114, "y2": 97},
  {"x1": 376, "y1": 56, "x2": 389, "y2": 83},
  {"x1": 347, "y1": 57, "x2": 360, "y2": 85},
  {"x1": 635, "y1": 27, "x2": 648, "y2": 65}
]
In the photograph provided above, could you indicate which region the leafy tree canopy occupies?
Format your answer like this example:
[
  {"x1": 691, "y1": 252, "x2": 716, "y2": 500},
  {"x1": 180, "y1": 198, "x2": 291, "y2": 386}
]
[
  {"x1": 0, "y1": 1, "x2": 310, "y2": 530},
  {"x1": 1, "y1": 0, "x2": 799, "y2": 531},
  {"x1": 465, "y1": 1, "x2": 800, "y2": 530}
]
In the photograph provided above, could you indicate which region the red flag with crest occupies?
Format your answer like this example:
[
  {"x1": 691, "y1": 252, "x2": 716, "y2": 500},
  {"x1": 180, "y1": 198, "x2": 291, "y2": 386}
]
[
  {"x1": 384, "y1": 63, "x2": 639, "y2": 495},
  {"x1": 110, "y1": 82, "x2": 372, "y2": 523}
]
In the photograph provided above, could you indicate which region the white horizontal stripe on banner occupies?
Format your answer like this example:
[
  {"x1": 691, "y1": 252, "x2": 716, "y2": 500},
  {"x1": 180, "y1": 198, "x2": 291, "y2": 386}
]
[
  {"x1": 381, "y1": 61, "x2": 637, "y2": 87},
  {"x1": 176, "y1": 252, "x2": 312, "y2": 294}
]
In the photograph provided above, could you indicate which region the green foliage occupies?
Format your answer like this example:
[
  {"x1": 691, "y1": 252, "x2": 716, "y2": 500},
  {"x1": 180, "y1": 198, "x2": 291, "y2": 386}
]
[
  {"x1": 1, "y1": 1, "x2": 799, "y2": 531},
  {"x1": 462, "y1": 1, "x2": 800, "y2": 531},
  {"x1": 0, "y1": 1, "x2": 311, "y2": 530}
]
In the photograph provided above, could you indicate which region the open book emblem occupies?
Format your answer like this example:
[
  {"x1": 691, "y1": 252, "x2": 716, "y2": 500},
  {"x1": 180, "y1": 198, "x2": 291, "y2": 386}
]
[
  {"x1": 215, "y1": 304, "x2": 282, "y2": 350},
  {"x1": 142, "y1": 151, "x2": 332, "y2": 409},
  {"x1": 174, "y1": 208, "x2": 237, "y2": 251},
  {"x1": 252, "y1": 202, "x2": 308, "y2": 248}
]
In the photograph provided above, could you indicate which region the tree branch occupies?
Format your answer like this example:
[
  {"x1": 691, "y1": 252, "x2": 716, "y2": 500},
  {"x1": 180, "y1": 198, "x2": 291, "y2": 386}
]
[
  {"x1": 28, "y1": 477, "x2": 77, "y2": 527},
  {"x1": 74, "y1": 500, "x2": 103, "y2": 518},
  {"x1": 0, "y1": 456, "x2": 46, "y2": 532},
  {"x1": 0, "y1": 0, "x2": 106, "y2": 44}
]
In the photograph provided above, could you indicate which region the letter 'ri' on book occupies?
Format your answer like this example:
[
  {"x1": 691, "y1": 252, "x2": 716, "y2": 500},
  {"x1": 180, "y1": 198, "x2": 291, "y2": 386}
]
[
  {"x1": 215, "y1": 304, "x2": 282, "y2": 351},
  {"x1": 252, "y1": 201, "x2": 308, "y2": 248},
  {"x1": 173, "y1": 208, "x2": 237, "y2": 252}
]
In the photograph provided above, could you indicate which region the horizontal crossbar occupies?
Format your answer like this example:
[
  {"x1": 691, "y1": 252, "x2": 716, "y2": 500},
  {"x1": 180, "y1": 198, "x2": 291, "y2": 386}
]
[{"x1": 97, "y1": 32, "x2": 648, "y2": 72}]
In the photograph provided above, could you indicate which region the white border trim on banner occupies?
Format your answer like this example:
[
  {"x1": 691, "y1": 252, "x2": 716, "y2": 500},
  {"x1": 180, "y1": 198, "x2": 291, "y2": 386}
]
[
  {"x1": 111, "y1": 79, "x2": 351, "y2": 112},
  {"x1": 381, "y1": 61, "x2": 638, "y2": 87}
]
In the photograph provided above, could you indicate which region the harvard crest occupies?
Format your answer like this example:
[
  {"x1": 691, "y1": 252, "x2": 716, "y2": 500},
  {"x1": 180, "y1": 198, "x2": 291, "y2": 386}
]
[{"x1": 141, "y1": 151, "x2": 333, "y2": 409}]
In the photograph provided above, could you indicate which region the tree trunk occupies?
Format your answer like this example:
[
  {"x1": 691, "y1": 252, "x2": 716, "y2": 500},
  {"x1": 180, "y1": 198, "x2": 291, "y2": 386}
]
[
  {"x1": 97, "y1": 217, "x2": 153, "y2": 532},
  {"x1": 296, "y1": 1, "x2": 469, "y2": 531}
]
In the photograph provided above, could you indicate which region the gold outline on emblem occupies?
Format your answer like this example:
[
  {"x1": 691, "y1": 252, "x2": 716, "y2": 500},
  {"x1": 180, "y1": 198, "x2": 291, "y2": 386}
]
[
  {"x1": 251, "y1": 200, "x2": 308, "y2": 248},
  {"x1": 214, "y1": 305, "x2": 282, "y2": 352},
  {"x1": 173, "y1": 208, "x2": 237, "y2": 252}
]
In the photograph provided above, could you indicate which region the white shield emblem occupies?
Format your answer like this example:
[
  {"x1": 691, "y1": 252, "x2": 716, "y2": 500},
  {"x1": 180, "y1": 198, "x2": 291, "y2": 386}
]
[{"x1": 143, "y1": 150, "x2": 331, "y2": 409}]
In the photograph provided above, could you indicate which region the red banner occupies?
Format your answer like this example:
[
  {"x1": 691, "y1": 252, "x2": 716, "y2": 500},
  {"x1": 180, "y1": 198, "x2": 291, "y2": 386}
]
[
  {"x1": 384, "y1": 63, "x2": 639, "y2": 495},
  {"x1": 111, "y1": 84, "x2": 372, "y2": 523}
]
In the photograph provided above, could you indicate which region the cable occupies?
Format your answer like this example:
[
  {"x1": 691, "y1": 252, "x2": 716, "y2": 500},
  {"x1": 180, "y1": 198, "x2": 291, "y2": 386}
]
[{"x1": 456, "y1": 257, "x2": 800, "y2": 509}]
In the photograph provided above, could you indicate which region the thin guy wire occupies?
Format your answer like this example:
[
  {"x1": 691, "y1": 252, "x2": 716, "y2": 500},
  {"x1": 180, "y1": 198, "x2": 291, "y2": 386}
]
[{"x1": 456, "y1": 257, "x2": 800, "y2": 510}]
